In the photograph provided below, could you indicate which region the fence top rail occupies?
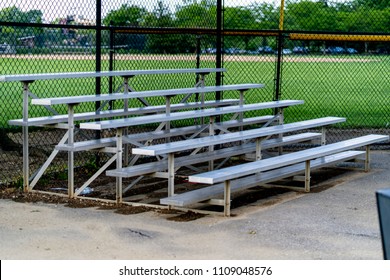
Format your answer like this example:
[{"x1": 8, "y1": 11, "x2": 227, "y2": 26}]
[
  {"x1": 31, "y1": 83, "x2": 265, "y2": 106},
  {"x1": 0, "y1": 68, "x2": 226, "y2": 83}
]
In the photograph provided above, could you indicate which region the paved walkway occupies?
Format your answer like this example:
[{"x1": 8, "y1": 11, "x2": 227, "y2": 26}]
[{"x1": 0, "y1": 151, "x2": 389, "y2": 260}]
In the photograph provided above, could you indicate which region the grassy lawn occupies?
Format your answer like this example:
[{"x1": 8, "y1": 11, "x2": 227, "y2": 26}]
[
  {"x1": 0, "y1": 54, "x2": 389, "y2": 128},
  {"x1": 224, "y1": 56, "x2": 390, "y2": 128}
]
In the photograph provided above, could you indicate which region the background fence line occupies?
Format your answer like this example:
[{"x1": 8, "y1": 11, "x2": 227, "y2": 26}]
[{"x1": 0, "y1": 0, "x2": 389, "y2": 185}]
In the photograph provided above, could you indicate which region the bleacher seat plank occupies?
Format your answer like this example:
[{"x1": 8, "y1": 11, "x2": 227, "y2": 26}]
[
  {"x1": 32, "y1": 84, "x2": 265, "y2": 106},
  {"x1": 132, "y1": 117, "x2": 345, "y2": 156},
  {"x1": 0, "y1": 68, "x2": 226, "y2": 82},
  {"x1": 56, "y1": 115, "x2": 276, "y2": 152},
  {"x1": 106, "y1": 132, "x2": 322, "y2": 178},
  {"x1": 160, "y1": 151, "x2": 366, "y2": 207},
  {"x1": 188, "y1": 134, "x2": 389, "y2": 184},
  {"x1": 9, "y1": 99, "x2": 238, "y2": 127},
  {"x1": 80, "y1": 100, "x2": 302, "y2": 131}
]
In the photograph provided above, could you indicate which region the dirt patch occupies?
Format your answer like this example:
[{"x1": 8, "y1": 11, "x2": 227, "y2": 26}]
[
  {"x1": 0, "y1": 187, "x2": 209, "y2": 221},
  {"x1": 0, "y1": 163, "x2": 364, "y2": 222},
  {"x1": 0, "y1": 188, "x2": 151, "y2": 213},
  {"x1": 114, "y1": 205, "x2": 152, "y2": 215},
  {"x1": 167, "y1": 211, "x2": 207, "y2": 222}
]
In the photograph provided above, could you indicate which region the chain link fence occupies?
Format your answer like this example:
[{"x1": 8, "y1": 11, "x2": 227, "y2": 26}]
[{"x1": 0, "y1": 0, "x2": 389, "y2": 185}]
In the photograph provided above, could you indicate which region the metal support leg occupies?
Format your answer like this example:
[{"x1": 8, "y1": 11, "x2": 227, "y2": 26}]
[
  {"x1": 67, "y1": 104, "x2": 75, "y2": 198},
  {"x1": 239, "y1": 90, "x2": 244, "y2": 132},
  {"x1": 168, "y1": 153, "x2": 175, "y2": 197},
  {"x1": 22, "y1": 124, "x2": 29, "y2": 192},
  {"x1": 255, "y1": 138, "x2": 262, "y2": 160},
  {"x1": 305, "y1": 160, "x2": 311, "y2": 192},
  {"x1": 22, "y1": 82, "x2": 30, "y2": 192},
  {"x1": 224, "y1": 180, "x2": 231, "y2": 217},
  {"x1": 180, "y1": 73, "x2": 207, "y2": 103},
  {"x1": 124, "y1": 176, "x2": 144, "y2": 194},
  {"x1": 116, "y1": 128, "x2": 123, "y2": 204},
  {"x1": 30, "y1": 131, "x2": 69, "y2": 190},
  {"x1": 75, "y1": 154, "x2": 117, "y2": 196},
  {"x1": 166, "y1": 96, "x2": 171, "y2": 143},
  {"x1": 278, "y1": 108, "x2": 284, "y2": 155},
  {"x1": 128, "y1": 82, "x2": 150, "y2": 106},
  {"x1": 196, "y1": 74, "x2": 206, "y2": 87},
  {"x1": 198, "y1": 75, "x2": 205, "y2": 125},
  {"x1": 365, "y1": 145, "x2": 370, "y2": 172},
  {"x1": 321, "y1": 127, "x2": 326, "y2": 145},
  {"x1": 200, "y1": 92, "x2": 205, "y2": 125},
  {"x1": 123, "y1": 77, "x2": 129, "y2": 165},
  {"x1": 209, "y1": 116, "x2": 215, "y2": 171}
]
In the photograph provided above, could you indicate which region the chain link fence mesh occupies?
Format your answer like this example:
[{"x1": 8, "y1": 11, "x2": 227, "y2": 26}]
[{"x1": 0, "y1": 0, "x2": 389, "y2": 185}]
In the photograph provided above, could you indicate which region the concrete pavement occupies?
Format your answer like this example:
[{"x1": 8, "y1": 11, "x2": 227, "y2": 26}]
[{"x1": 0, "y1": 151, "x2": 388, "y2": 260}]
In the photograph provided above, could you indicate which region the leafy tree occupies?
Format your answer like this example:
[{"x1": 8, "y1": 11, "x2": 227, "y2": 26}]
[
  {"x1": 0, "y1": 6, "x2": 42, "y2": 24},
  {"x1": 144, "y1": 1, "x2": 174, "y2": 28},
  {"x1": 336, "y1": 7, "x2": 388, "y2": 32},
  {"x1": 103, "y1": 4, "x2": 148, "y2": 51},
  {"x1": 223, "y1": 6, "x2": 258, "y2": 50},
  {"x1": 249, "y1": 3, "x2": 279, "y2": 30},
  {"x1": 0, "y1": 6, "x2": 23, "y2": 22},
  {"x1": 176, "y1": 0, "x2": 216, "y2": 28},
  {"x1": 103, "y1": 4, "x2": 147, "y2": 27},
  {"x1": 144, "y1": 1, "x2": 178, "y2": 53},
  {"x1": 247, "y1": 3, "x2": 279, "y2": 50},
  {"x1": 333, "y1": 0, "x2": 390, "y2": 33},
  {"x1": 285, "y1": 1, "x2": 338, "y2": 31},
  {"x1": 25, "y1": 10, "x2": 43, "y2": 24},
  {"x1": 0, "y1": 7, "x2": 19, "y2": 42},
  {"x1": 353, "y1": 0, "x2": 390, "y2": 10},
  {"x1": 175, "y1": 0, "x2": 216, "y2": 52},
  {"x1": 0, "y1": 6, "x2": 44, "y2": 47},
  {"x1": 224, "y1": 6, "x2": 257, "y2": 30}
]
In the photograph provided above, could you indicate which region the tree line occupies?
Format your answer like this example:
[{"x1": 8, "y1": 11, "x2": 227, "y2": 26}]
[{"x1": 0, "y1": 0, "x2": 389, "y2": 53}]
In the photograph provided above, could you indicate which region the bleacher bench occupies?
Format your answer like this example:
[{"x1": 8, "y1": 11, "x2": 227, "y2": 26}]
[
  {"x1": 125, "y1": 117, "x2": 345, "y2": 198},
  {"x1": 183, "y1": 134, "x2": 389, "y2": 216}
]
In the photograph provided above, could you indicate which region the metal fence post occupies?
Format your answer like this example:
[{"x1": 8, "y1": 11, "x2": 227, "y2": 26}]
[
  {"x1": 216, "y1": 0, "x2": 223, "y2": 97},
  {"x1": 95, "y1": 0, "x2": 102, "y2": 167},
  {"x1": 216, "y1": 0, "x2": 223, "y2": 126},
  {"x1": 274, "y1": 32, "x2": 283, "y2": 103},
  {"x1": 109, "y1": 21, "x2": 114, "y2": 110}
]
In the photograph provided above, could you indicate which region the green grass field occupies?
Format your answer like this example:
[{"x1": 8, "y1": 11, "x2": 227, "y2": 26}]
[{"x1": 0, "y1": 54, "x2": 389, "y2": 128}]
